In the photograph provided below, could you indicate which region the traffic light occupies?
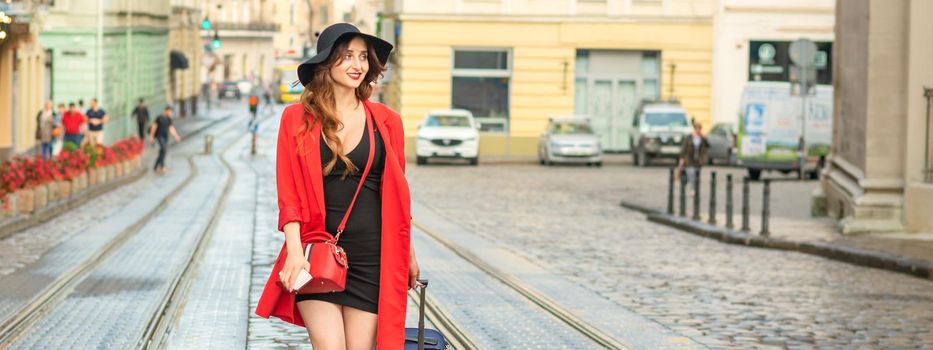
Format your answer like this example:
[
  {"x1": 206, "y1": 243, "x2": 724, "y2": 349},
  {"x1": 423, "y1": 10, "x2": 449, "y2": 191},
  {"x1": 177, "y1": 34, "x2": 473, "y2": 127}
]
[
  {"x1": 201, "y1": 17, "x2": 211, "y2": 30},
  {"x1": 211, "y1": 31, "x2": 221, "y2": 49}
]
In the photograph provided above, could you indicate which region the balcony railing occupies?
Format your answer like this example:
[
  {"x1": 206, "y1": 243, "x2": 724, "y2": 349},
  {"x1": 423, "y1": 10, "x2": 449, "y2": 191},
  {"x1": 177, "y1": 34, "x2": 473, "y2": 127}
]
[{"x1": 213, "y1": 21, "x2": 279, "y2": 32}]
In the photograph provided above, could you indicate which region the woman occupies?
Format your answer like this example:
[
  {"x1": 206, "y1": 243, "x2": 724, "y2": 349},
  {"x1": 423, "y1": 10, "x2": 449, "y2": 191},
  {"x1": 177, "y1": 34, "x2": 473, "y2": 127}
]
[
  {"x1": 255, "y1": 23, "x2": 419, "y2": 350},
  {"x1": 35, "y1": 101, "x2": 56, "y2": 159}
]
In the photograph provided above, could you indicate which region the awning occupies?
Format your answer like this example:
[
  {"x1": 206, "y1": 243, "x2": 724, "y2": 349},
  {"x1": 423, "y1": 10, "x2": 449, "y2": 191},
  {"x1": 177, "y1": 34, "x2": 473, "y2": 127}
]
[{"x1": 170, "y1": 50, "x2": 189, "y2": 70}]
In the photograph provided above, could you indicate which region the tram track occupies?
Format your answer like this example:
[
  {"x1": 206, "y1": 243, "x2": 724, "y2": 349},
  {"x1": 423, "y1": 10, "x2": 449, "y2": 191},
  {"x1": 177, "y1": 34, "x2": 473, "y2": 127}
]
[
  {"x1": 142, "y1": 112, "x2": 272, "y2": 349},
  {"x1": 0, "y1": 115, "x2": 245, "y2": 347},
  {"x1": 413, "y1": 220, "x2": 631, "y2": 350}
]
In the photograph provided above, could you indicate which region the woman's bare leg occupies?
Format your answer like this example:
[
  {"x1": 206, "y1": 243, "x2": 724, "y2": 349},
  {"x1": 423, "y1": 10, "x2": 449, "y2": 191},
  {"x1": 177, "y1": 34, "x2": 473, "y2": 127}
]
[
  {"x1": 342, "y1": 306, "x2": 378, "y2": 350},
  {"x1": 297, "y1": 300, "x2": 347, "y2": 350}
]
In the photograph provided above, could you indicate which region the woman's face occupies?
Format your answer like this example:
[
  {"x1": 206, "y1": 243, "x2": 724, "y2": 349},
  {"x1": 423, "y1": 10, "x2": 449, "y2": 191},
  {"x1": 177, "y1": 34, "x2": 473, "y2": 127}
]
[{"x1": 328, "y1": 36, "x2": 370, "y2": 91}]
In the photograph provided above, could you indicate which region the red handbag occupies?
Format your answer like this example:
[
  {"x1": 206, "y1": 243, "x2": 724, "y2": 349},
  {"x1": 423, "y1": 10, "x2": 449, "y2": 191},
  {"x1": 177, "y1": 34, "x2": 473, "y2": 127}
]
[{"x1": 295, "y1": 109, "x2": 376, "y2": 294}]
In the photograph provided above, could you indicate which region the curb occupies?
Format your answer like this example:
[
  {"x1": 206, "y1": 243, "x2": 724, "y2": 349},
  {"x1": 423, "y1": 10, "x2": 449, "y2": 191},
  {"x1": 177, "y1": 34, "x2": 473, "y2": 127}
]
[
  {"x1": 0, "y1": 116, "x2": 227, "y2": 240},
  {"x1": 620, "y1": 200, "x2": 933, "y2": 281}
]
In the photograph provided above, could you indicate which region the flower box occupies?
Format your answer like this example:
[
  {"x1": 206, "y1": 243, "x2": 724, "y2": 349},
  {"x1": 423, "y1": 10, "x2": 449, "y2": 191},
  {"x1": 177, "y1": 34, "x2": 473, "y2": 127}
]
[
  {"x1": 17, "y1": 188, "x2": 34, "y2": 214},
  {"x1": 59, "y1": 180, "x2": 72, "y2": 199},
  {"x1": 97, "y1": 166, "x2": 107, "y2": 184},
  {"x1": 88, "y1": 168, "x2": 97, "y2": 186},
  {"x1": 106, "y1": 165, "x2": 116, "y2": 181},
  {"x1": 33, "y1": 184, "x2": 48, "y2": 210},
  {"x1": 47, "y1": 181, "x2": 61, "y2": 202},
  {"x1": 1, "y1": 194, "x2": 16, "y2": 217}
]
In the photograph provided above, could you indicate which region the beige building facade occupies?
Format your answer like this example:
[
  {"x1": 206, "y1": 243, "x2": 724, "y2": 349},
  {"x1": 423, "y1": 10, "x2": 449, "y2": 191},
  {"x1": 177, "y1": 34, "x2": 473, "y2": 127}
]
[
  {"x1": 383, "y1": 0, "x2": 717, "y2": 156},
  {"x1": 822, "y1": 0, "x2": 933, "y2": 234},
  {"x1": 334, "y1": 0, "x2": 381, "y2": 34},
  {"x1": 271, "y1": 0, "x2": 324, "y2": 60},
  {"x1": 170, "y1": 0, "x2": 204, "y2": 117},
  {"x1": 710, "y1": 0, "x2": 835, "y2": 125},
  {"x1": 201, "y1": 0, "x2": 277, "y2": 86}
]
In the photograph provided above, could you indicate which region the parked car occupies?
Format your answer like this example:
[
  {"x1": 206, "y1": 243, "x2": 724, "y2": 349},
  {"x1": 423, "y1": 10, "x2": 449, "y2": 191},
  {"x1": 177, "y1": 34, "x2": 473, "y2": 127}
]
[
  {"x1": 415, "y1": 109, "x2": 480, "y2": 165},
  {"x1": 218, "y1": 81, "x2": 242, "y2": 100},
  {"x1": 707, "y1": 122, "x2": 737, "y2": 165},
  {"x1": 538, "y1": 117, "x2": 603, "y2": 166},
  {"x1": 629, "y1": 101, "x2": 693, "y2": 166}
]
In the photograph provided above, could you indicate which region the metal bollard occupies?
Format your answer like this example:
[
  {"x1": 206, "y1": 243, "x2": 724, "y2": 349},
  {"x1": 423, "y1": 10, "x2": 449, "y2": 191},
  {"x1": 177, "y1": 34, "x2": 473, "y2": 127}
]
[
  {"x1": 708, "y1": 171, "x2": 717, "y2": 225},
  {"x1": 667, "y1": 167, "x2": 675, "y2": 215},
  {"x1": 761, "y1": 179, "x2": 771, "y2": 237},
  {"x1": 692, "y1": 169, "x2": 702, "y2": 221},
  {"x1": 679, "y1": 171, "x2": 687, "y2": 217},
  {"x1": 725, "y1": 174, "x2": 734, "y2": 229},
  {"x1": 741, "y1": 176, "x2": 751, "y2": 232},
  {"x1": 204, "y1": 134, "x2": 214, "y2": 154}
]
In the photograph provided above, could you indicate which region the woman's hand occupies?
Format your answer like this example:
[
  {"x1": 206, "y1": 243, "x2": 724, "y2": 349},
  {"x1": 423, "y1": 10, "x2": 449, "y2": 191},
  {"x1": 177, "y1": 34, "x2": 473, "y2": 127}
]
[
  {"x1": 408, "y1": 251, "x2": 420, "y2": 290},
  {"x1": 279, "y1": 246, "x2": 310, "y2": 293}
]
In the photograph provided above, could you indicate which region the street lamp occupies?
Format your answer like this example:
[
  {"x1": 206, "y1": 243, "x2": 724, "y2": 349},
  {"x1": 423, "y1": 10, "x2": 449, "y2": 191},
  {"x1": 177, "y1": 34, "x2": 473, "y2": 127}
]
[{"x1": 0, "y1": 11, "x2": 12, "y2": 42}]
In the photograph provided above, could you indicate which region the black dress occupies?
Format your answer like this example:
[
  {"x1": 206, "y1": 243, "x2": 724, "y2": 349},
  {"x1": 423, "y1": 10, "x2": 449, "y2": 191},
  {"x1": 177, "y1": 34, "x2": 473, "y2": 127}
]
[{"x1": 295, "y1": 113, "x2": 385, "y2": 314}]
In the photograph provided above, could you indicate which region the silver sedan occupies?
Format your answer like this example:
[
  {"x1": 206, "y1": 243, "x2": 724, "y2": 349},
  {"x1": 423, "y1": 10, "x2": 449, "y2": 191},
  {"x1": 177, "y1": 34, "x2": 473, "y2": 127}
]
[{"x1": 538, "y1": 118, "x2": 603, "y2": 166}]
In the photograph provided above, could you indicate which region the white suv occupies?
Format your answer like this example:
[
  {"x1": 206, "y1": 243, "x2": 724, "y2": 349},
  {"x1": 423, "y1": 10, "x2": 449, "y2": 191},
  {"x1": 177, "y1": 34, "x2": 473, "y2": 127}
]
[
  {"x1": 415, "y1": 109, "x2": 481, "y2": 165},
  {"x1": 630, "y1": 101, "x2": 693, "y2": 166}
]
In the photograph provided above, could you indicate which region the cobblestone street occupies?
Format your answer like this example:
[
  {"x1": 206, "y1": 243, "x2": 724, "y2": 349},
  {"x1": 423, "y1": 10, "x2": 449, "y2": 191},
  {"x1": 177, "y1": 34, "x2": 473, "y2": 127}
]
[{"x1": 408, "y1": 163, "x2": 933, "y2": 349}]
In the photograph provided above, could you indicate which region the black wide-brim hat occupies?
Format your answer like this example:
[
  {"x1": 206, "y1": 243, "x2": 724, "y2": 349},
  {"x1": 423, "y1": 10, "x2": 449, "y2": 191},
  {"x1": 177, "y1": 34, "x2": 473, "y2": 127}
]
[{"x1": 297, "y1": 23, "x2": 394, "y2": 86}]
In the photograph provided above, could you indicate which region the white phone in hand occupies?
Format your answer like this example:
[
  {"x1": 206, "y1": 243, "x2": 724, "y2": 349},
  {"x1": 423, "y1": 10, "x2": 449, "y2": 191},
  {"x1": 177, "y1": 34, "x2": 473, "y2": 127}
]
[{"x1": 291, "y1": 269, "x2": 312, "y2": 292}]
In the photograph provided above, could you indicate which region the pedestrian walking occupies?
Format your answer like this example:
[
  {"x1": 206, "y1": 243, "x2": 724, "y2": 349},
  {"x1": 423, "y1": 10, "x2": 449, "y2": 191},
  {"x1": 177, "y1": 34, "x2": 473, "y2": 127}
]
[
  {"x1": 133, "y1": 98, "x2": 150, "y2": 140},
  {"x1": 86, "y1": 98, "x2": 108, "y2": 145},
  {"x1": 678, "y1": 122, "x2": 710, "y2": 187},
  {"x1": 148, "y1": 106, "x2": 181, "y2": 174},
  {"x1": 255, "y1": 23, "x2": 419, "y2": 350},
  {"x1": 61, "y1": 102, "x2": 86, "y2": 148},
  {"x1": 262, "y1": 83, "x2": 275, "y2": 116},
  {"x1": 35, "y1": 101, "x2": 57, "y2": 160}
]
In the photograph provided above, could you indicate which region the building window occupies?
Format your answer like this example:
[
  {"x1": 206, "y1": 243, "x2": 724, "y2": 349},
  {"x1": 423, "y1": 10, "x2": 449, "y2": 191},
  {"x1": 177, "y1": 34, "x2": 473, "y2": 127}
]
[
  {"x1": 641, "y1": 51, "x2": 660, "y2": 100},
  {"x1": 320, "y1": 6, "x2": 329, "y2": 25},
  {"x1": 290, "y1": 0, "x2": 296, "y2": 25},
  {"x1": 451, "y1": 48, "x2": 511, "y2": 132}
]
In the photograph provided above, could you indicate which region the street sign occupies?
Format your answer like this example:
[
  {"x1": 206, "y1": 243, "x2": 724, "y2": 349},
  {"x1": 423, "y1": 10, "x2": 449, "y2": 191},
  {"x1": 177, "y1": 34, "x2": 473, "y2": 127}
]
[{"x1": 789, "y1": 39, "x2": 818, "y2": 68}]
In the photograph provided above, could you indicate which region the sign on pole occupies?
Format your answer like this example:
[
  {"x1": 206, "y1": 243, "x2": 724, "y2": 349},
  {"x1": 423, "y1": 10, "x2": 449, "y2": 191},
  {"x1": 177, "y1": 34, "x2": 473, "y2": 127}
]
[{"x1": 789, "y1": 39, "x2": 818, "y2": 96}]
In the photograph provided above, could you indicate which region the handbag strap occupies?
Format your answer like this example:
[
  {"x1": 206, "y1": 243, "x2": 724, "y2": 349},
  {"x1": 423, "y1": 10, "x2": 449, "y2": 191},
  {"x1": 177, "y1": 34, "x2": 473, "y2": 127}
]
[{"x1": 332, "y1": 104, "x2": 376, "y2": 243}]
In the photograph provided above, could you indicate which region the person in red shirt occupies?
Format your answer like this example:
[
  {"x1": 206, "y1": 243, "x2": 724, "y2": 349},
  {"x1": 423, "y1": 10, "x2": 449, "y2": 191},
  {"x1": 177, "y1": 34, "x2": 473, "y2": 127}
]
[{"x1": 61, "y1": 102, "x2": 86, "y2": 147}]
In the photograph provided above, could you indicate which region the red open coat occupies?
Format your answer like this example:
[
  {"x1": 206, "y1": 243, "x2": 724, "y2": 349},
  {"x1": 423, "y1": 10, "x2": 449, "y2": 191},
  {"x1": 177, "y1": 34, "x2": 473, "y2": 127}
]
[{"x1": 255, "y1": 101, "x2": 411, "y2": 349}]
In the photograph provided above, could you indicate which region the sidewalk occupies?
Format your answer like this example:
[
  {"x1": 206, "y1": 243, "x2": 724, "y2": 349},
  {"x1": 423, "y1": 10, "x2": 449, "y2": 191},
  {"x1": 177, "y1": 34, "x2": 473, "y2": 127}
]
[
  {"x1": 0, "y1": 102, "x2": 233, "y2": 239},
  {"x1": 618, "y1": 165, "x2": 933, "y2": 280}
]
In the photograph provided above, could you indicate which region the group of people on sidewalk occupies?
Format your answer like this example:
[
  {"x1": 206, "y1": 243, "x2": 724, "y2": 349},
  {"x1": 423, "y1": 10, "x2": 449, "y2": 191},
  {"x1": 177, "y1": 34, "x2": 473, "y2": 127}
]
[
  {"x1": 34, "y1": 97, "x2": 180, "y2": 175},
  {"x1": 34, "y1": 98, "x2": 109, "y2": 160}
]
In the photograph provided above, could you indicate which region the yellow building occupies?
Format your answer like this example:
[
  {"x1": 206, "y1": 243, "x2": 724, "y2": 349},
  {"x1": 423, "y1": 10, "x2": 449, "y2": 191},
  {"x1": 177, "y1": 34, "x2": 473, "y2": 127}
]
[
  {"x1": 381, "y1": 0, "x2": 715, "y2": 156},
  {"x1": 0, "y1": 4, "x2": 46, "y2": 160}
]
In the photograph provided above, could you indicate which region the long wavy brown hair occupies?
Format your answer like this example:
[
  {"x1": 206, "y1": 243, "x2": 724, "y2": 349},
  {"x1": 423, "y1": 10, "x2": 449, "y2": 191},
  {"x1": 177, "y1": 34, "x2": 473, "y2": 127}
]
[{"x1": 296, "y1": 35, "x2": 386, "y2": 178}]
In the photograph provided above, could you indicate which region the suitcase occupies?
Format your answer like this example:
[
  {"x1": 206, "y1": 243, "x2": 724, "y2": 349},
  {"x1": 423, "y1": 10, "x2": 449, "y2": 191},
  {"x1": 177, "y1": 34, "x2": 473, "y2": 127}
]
[{"x1": 404, "y1": 279, "x2": 449, "y2": 350}]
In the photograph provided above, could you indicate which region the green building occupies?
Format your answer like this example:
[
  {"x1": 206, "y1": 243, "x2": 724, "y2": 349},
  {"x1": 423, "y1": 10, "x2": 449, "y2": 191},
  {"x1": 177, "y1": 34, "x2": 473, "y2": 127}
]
[{"x1": 40, "y1": 0, "x2": 171, "y2": 144}]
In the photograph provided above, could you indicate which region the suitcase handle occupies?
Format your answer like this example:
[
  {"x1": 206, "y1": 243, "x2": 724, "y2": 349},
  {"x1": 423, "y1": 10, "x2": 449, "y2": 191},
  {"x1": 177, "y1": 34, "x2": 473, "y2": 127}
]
[{"x1": 416, "y1": 279, "x2": 428, "y2": 350}]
